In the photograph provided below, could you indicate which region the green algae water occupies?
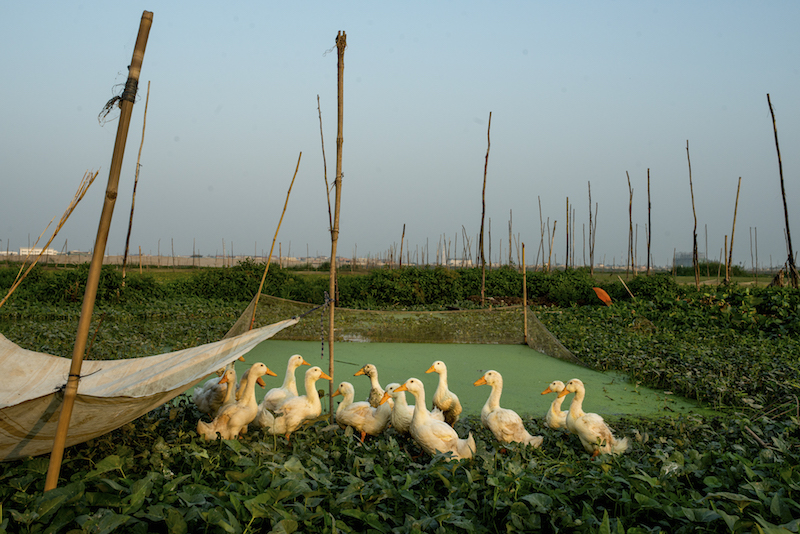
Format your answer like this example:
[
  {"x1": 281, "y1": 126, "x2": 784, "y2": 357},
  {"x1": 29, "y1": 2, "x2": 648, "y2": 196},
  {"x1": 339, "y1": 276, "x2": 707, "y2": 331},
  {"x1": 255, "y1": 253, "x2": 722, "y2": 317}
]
[{"x1": 208, "y1": 340, "x2": 718, "y2": 421}]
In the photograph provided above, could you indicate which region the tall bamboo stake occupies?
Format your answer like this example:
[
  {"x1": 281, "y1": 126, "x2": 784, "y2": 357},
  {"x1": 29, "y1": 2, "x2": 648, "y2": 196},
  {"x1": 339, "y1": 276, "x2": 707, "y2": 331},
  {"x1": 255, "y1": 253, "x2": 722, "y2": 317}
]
[
  {"x1": 121, "y1": 80, "x2": 150, "y2": 285},
  {"x1": 45, "y1": 11, "x2": 152, "y2": 492},
  {"x1": 626, "y1": 171, "x2": 633, "y2": 278},
  {"x1": 328, "y1": 31, "x2": 346, "y2": 414},
  {"x1": 522, "y1": 243, "x2": 527, "y2": 342},
  {"x1": 479, "y1": 111, "x2": 491, "y2": 305},
  {"x1": 767, "y1": 93, "x2": 799, "y2": 287},
  {"x1": 646, "y1": 168, "x2": 652, "y2": 275},
  {"x1": 726, "y1": 176, "x2": 742, "y2": 283},
  {"x1": 565, "y1": 197, "x2": 570, "y2": 269},
  {"x1": 399, "y1": 224, "x2": 405, "y2": 268},
  {"x1": 249, "y1": 152, "x2": 302, "y2": 330},
  {"x1": 686, "y1": 141, "x2": 700, "y2": 290},
  {"x1": 588, "y1": 182, "x2": 594, "y2": 276}
]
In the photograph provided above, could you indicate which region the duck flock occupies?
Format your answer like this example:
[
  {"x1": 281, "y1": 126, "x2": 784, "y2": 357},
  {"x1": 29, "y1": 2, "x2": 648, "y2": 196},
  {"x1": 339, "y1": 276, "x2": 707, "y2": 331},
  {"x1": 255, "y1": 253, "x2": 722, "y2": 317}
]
[{"x1": 194, "y1": 355, "x2": 628, "y2": 461}]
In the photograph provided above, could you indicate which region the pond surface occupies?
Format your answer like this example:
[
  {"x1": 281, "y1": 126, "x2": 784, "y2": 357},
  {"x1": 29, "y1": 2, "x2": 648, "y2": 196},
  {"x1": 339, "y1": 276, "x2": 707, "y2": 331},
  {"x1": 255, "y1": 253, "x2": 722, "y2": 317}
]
[{"x1": 206, "y1": 340, "x2": 718, "y2": 421}]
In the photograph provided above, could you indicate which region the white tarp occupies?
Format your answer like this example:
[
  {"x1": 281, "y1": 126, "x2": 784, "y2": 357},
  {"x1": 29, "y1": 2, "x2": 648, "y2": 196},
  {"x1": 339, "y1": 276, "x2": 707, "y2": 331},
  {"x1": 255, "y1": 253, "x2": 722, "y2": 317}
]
[{"x1": 0, "y1": 318, "x2": 297, "y2": 461}]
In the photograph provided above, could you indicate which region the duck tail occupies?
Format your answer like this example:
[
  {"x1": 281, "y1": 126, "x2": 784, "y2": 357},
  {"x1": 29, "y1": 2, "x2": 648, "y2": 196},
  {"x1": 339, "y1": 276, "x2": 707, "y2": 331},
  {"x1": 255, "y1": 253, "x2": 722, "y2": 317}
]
[
  {"x1": 197, "y1": 419, "x2": 216, "y2": 440},
  {"x1": 611, "y1": 436, "x2": 629, "y2": 454},
  {"x1": 459, "y1": 432, "x2": 476, "y2": 459},
  {"x1": 526, "y1": 434, "x2": 544, "y2": 448},
  {"x1": 255, "y1": 406, "x2": 275, "y2": 429}
]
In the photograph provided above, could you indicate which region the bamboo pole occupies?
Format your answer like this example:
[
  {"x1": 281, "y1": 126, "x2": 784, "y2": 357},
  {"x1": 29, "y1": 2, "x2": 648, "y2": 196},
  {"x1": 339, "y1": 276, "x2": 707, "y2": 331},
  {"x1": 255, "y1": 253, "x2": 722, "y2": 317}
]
[
  {"x1": 587, "y1": 182, "x2": 593, "y2": 275},
  {"x1": 626, "y1": 171, "x2": 633, "y2": 279},
  {"x1": 479, "y1": 111, "x2": 491, "y2": 305},
  {"x1": 565, "y1": 197, "x2": 570, "y2": 269},
  {"x1": 646, "y1": 169, "x2": 652, "y2": 275},
  {"x1": 725, "y1": 176, "x2": 742, "y2": 283},
  {"x1": 767, "y1": 93, "x2": 799, "y2": 287},
  {"x1": 522, "y1": 243, "x2": 527, "y2": 343},
  {"x1": 328, "y1": 31, "x2": 346, "y2": 414},
  {"x1": 45, "y1": 11, "x2": 152, "y2": 492},
  {"x1": 686, "y1": 141, "x2": 700, "y2": 290},
  {"x1": 121, "y1": 80, "x2": 150, "y2": 285},
  {"x1": 399, "y1": 224, "x2": 405, "y2": 268},
  {"x1": 249, "y1": 153, "x2": 301, "y2": 330}
]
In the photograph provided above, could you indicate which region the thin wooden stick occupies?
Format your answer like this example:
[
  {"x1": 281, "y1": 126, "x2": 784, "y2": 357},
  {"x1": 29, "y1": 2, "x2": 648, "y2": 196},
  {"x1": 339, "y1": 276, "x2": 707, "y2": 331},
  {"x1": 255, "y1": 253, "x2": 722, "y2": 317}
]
[
  {"x1": 726, "y1": 177, "x2": 742, "y2": 283},
  {"x1": 1, "y1": 171, "x2": 98, "y2": 309},
  {"x1": 479, "y1": 111, "x2": 491, "y2": 305},
  {"x1": 250, "y1": 153, "x2": 302, "y2": 330},
  {"x1": 122, "y1": 80, "x2": 151, "y2": 285},
  {"x1": 686, "y1": 141, "x2": 700, "y2": 290},
  {"x1": 522, "y1": 243, "x2": 527, "y2": 343},
  {"x1": 767, "y1": 93, "x2": 799, "y2": 287},
  {"x1": 646, "y1": 169, "x2": 652, "y2": 276},
  {"x1": 399, "y1": 224, "x2": 405, "y2": 268}
]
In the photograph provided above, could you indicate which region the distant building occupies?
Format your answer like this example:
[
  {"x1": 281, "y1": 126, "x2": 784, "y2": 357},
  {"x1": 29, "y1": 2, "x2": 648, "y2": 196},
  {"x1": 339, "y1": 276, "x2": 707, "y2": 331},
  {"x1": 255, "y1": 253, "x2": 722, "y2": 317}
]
[
  {"x1": 674, "y1": 251, "x2": 706, "y2": 267},
  {"x1": 19, "y1": 247, "x2": 59, "y2": 256}
]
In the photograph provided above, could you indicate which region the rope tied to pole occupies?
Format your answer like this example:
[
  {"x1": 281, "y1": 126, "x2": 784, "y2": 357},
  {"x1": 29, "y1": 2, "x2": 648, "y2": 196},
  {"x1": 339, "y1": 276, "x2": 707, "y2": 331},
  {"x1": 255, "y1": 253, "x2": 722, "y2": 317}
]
[{"x1": 98, "y1": 75, "x2": 139, "y2": 125}]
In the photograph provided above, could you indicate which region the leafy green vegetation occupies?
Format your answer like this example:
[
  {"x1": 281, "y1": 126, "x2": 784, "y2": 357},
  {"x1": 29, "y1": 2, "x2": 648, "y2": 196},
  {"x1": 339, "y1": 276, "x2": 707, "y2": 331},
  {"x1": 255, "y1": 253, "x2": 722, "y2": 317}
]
[{"x1": 1, "y1": 264, "x2": 799, "y2": 532}]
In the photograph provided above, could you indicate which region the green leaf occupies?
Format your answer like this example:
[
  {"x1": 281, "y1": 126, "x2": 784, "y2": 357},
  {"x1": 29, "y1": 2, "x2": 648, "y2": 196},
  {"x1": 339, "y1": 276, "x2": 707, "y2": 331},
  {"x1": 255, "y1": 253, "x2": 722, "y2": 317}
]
[
  {"x1": 268, "y1": 519, "x2": 299, "y2": 534},
  {"x1": 86, "y1": 455, "x2": 125, "y2": 479},
  {"x1": 35, "y1": 481, "x2": 83, "y2": 523},
  {"x1": 520, "y1": 493, "x2": 553, "y2": 513},
  {"x1": 165, "y1": 507, "x2": 188, "y2": 534}
]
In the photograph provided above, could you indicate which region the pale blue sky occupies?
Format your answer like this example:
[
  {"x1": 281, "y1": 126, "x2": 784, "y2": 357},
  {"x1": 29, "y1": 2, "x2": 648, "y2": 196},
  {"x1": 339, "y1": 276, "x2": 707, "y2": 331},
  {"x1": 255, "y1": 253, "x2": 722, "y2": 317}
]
[{"x1": 2, "y1": 1, "x2": 798, "y2": 269}]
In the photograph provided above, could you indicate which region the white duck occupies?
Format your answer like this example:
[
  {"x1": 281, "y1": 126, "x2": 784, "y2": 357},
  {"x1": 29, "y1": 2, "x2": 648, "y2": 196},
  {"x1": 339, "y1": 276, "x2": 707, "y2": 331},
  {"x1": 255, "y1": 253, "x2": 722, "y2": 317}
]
[
  {"x1": 379, "y1": 382, "x2": 445, "y2": 435},
  {"x1": 333, "y1": 381, "x2": 392, "y2": 442},
  {"x1": 197, "y1": 362, "x2": 276, "y2": 440},
  {"x1": 426, "y1": 360, "x2": 462, "y2": 426},
  {"x1": 192, "y1": 356, "x2": 245, "y2": 415},
  {"x1": 395, "y1": 378, "x2": 475, "y2": 461},
  {"x1": 557, "y1": 378, "x2": 629, "y2": 457},
  {"x1": 259, "y1": 354, "x2": 311, "y2": 413},
  {"x1": 474, "y1": 370, "x2": 543, "y2": 447},
  {"x1": 256, "y1": 366, "x2": 333, "y2": 441},
  {"x1": 541, "y1": 380, "x2": 569, "y2": 430},
  {"x1": 354, "y1": 364, "x2": 389, "y2": 408}
]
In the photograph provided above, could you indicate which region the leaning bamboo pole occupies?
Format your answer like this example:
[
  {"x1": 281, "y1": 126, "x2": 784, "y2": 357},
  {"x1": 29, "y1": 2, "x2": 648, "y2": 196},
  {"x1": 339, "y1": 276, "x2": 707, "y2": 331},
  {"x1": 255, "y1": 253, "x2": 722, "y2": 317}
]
[
  {"x1": 626, "y1": 171, "x2": 633, "y2": 279},
  {"x1": 0, "y1": 171, "x2": 98, "y2": 309},
  {"x1": 646, "y1": 169, "x2": 652, "y2": 275},
  {"x1": 522, "y1": 243, "x2": 527, "y2": 342},
  {"x1": 328, "y1": 31, "x2": 346, "y2": 414},
  {"x1": 725, "y1": 176, "x2": 742, "y2": 283},
  {"x1": 479, "y1": 111, "x2": 491, "y2": 305},
  {"x1": 122, "y1": 80, "x2": 151, "y2": 286},
  {"x1": 767, "y1": 93, "x2": 799, "y2": 287},
  {"x1": 249, "y1": 153, "x2": 302, "y2": 330},
  {"x1": 686, "y1": 141, "x2": 700, "y2": 290},
  {"x1": 399, "y1": 224, "x2": 405, "y2": 268},
  {"x1": 45, "y1": 11, "x2": 152, "y2": 492}
]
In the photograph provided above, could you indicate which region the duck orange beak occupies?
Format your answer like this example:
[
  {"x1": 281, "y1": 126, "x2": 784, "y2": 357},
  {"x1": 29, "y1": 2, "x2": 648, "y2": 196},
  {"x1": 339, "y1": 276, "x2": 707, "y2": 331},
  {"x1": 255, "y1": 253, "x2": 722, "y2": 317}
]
[
  {"x1": 395, "y1": 383, "x2": 409, "y2": 393},
  {"x1": 256, "y1": 377, "x2": 266, "y2": 388},
  {"x1": 218, "y1": 374, "x2": 230, "y2": 385},
  {"x1": 557, "y1": 389, "x2": 570, "y2": 398},
  {"x1": 301, "y1": 358, "x2": 311, "y2": 366},
  {"x1": 473, "y1": 377, "x2": 487, "y2": 387},
  {"x1": 541, "y1": 386, "x2": 553, "y2": 395},
  {"x1": 320, "y1": 371, "x2": 333, "y2": 381},
  {"x1": 354, "y1": 368, "x2": 366, "y2": 376},
  {"x1": 378, "y1": 391, "x2": 391, "y2": 405},
  {"x1": 265, "y1": 367, "x2": 277, "y2": 377},
  {"x1": 425, "y1": 365, "x2": 435, "y2": 374},
  {"x1": 332, "y1": 388, "x2": 342, "y2": 398},
  {"x1": 238, "y1": 356, "x2": 246, "y2": 362}
]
